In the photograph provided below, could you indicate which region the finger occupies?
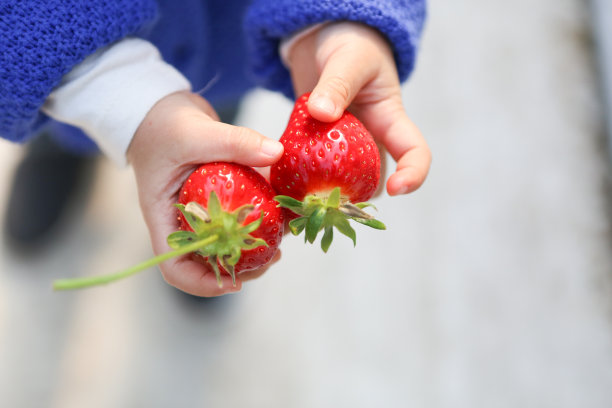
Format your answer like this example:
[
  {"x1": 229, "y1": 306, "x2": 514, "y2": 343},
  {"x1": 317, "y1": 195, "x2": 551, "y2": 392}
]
[
  {"x1": 371, "y1": 142, "x2": 387, "y2": 198},
  {"x1": 192, "y1": 121, "x2": 284, "y2": 167},
  {"x1": 384, "y1": 118, "x2": 431, "y2": 195},
  {"x1": 353, "y1": 98, "x2": 431, "y2": 195},
  {"x1": 307, "y1": 48, "x2": 378, "y2": 122},
  {"x1": 385, "y1": 148, "x2": 431, "y2": 195},
  {"x1": 161, "y1": 257, "x2": 243, "y2": 297},
  {"x1": 252, "y1": 166, "x2": 271, "y2": 181}
]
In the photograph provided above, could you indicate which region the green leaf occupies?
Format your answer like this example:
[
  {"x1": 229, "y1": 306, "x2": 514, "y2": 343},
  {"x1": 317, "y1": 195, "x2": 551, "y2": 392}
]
[
  {"x1": 274, "y1": 195, "x2": 306, "y2": 215},
  {"x1": 218, "y1": 255, "x2": 236, "y2": 286},
  {"x1": 207, "y1": 191, "x2": 222, "y2": 218},
  {"x1": 242, "y1": 237, "x2": 268, "y2": 251},
  {"x1": 227, "y1": 246, "x2": 242, "y2": 266},
  {"x1": 167, "y1": 230, "x2": 199, "y2": 249},
  {"x1": 239, "y1": 211, "x2": 263, "y2": 234},
  {"x1": 305, "y1": 207, "x2": 326, "y2": 244},
  {"x1": 355, "y1": 202, "x2": 378, "y2": 211},
  {"x1": 234, "y1": 204, "x2": 255, "y2": 224},
  {"x1": 326, "y1": 187, "x2": 341, "y2": 208},
  {"x1": 321, "y1": 225, "x2": 334, "y2": 253},
  {"x1": 288, "y1": 217, "x2": 307, "y2": 235},
  {"x1": 208, "y1": 255, "x2": 223, "y2": 287},
  {"x1": 195, "y1": 248, "x2": 211, "y2": 258},
  {"x1": 175, "y1": 204, "x2": 208, "y2": 233},
  {"x1": 351, "y1": 217, "x2": 387, "y2": 230},
  {"x1": 333, "y1": 215, "x2": 357, "y2": 246}
]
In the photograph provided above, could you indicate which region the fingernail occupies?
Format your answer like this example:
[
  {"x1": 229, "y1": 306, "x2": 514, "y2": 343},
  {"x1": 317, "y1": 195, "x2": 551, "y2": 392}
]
[
  {"x1": 396, "y1": 185, "x2": 410, "y2": 195},
  {"x1": 310, "y1": 94, "x2": 336, "y2": 116},
  {"x1": 396, "y1": 177, "x2": 414, "y2": 195},
  {"x1": 262, "y1": 139, "x2": 283, "y2": 157}
]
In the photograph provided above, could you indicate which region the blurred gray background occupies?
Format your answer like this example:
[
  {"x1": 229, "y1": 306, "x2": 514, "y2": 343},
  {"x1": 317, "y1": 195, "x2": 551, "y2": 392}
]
[{"x1": 1, "y1": 0, "x2": 612, "y2": 406}]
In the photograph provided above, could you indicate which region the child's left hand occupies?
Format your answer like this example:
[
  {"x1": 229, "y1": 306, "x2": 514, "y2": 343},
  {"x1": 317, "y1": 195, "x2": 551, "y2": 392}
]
[
  {"x1": 127, "y1": 91, "x2": 283, "y2": 297},
  {"x1": 286, "y1": 21, "x2": 431, "y2": 196}
]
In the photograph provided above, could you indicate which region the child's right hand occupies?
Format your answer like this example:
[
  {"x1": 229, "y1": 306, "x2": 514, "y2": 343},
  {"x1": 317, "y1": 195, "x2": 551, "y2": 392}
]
[
  {"x1": 127, "y1": 91, "x2": 284, "y2": 297},
  {"x1": 286, "y1": 22, "x2": 431, "y2": 197}
]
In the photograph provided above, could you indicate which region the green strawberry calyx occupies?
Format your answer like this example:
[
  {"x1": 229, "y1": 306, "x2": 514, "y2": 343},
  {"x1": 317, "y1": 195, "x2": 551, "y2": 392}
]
[
  {"x1": 169, "y1": 191, "x2": 268, "y2": 287},
  {"x1": 274, "y1": 187, "x2": 385, "y2": 253}
]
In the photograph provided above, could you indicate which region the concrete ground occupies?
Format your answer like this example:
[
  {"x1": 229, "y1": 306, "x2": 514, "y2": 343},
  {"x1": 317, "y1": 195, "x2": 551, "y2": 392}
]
[{"x1": 1, "y1": 0, "x2": 611, "y2": 407}]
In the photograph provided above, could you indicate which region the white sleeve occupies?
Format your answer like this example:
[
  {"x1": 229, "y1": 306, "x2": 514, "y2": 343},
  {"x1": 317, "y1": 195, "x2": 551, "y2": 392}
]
[
  {"x1": 279, "y1": 23, "x2": 328, "y2": 68},
  {"x1": 42, "y1": 38, "x2": 191, "y2": 166}
]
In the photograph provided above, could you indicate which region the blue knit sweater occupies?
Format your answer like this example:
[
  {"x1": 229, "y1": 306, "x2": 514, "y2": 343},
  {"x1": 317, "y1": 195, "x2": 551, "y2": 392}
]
[{"x1": 0, "y1": 0, "x2": 426, "y2": 152}]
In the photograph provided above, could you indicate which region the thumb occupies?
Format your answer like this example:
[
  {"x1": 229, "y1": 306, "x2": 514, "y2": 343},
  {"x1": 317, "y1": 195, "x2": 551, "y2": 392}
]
[
  {"x1": 195, "y1": 121, "x2": 284, "y2": 167},
  {"x1": 307, "y1": 48, "x2": 376, "y2": 122}
]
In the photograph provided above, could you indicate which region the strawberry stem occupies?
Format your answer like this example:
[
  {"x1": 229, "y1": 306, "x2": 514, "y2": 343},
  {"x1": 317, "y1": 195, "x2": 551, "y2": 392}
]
[{"x1": 52, "y1": 235, "x2": 219, "y2": 291}]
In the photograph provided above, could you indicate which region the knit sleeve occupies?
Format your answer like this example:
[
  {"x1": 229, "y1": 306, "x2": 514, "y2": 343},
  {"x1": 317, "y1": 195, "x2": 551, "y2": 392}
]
[
  {"x1": 243, "y1": 0, "x2": 426, "y2": 99},
  {"x1": 0, "y1": 0, "x2": 158, "y2": 143}
]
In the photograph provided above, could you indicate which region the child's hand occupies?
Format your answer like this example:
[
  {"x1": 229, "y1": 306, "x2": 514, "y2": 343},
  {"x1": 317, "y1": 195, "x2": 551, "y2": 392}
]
[
  {"x1": 287, "y1": 22, "x2": 431, "y2": 196},
  {"x1": 127, "y1": 91, "x2": 284, "y2": 297}
]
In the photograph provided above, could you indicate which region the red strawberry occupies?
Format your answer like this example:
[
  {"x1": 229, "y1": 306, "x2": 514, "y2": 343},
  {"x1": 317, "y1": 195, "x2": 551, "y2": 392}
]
[
  {"x1": 174, "y1": 162, "x2": 284, "y2": 285},
  {"x1": 53, "y1": 162, "x2": 283, "y2": 291},
  {"x1": 271, "y1": 93, "x2": 385, "y2": 252}
]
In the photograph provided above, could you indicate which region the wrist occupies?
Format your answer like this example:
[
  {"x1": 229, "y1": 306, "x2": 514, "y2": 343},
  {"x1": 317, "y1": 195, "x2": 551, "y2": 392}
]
[{"x1": 42, "y1": 38, "x2": 191, "y2": 167}]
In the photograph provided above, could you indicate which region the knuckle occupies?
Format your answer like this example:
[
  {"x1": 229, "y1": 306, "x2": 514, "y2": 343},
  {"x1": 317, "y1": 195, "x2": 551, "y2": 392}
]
[
  {"x1": 325, "y1": 75, "x2": 352, "y2": 102},
  {"x1": 228, "y1": 126, "x2": 257, "y2": 154}
]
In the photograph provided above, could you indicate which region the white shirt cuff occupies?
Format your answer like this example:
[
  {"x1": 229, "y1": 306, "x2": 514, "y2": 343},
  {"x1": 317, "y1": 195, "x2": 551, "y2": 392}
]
[
  {"x1": 279, "y1": 23, "x2": 328, "y2": 68},
  {"x1": 42, "y1": 38, "x2": 191, "y2": 166}
]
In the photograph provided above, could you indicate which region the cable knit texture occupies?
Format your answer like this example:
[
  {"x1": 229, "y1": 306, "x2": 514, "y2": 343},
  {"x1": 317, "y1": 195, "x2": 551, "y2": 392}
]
[
  {"x1": 244, "y1": 0, "x2": 426, "y2": 98},
  {"x1": 0, "y1": 0, "x2": 425, "y2": 152},
  {"x1": 0, "y1": 1, "x2": 158, "y2": 143}
]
